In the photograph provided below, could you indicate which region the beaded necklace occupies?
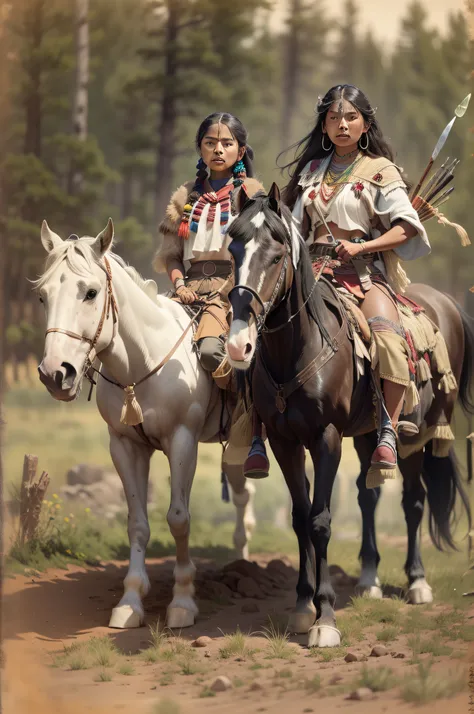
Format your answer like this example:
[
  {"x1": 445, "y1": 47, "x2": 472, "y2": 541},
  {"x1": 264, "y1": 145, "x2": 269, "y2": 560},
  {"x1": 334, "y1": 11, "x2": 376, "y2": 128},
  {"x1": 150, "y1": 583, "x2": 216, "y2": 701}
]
[{"x1": 318, "y1": 151, "x2": 364, "y2": 206}]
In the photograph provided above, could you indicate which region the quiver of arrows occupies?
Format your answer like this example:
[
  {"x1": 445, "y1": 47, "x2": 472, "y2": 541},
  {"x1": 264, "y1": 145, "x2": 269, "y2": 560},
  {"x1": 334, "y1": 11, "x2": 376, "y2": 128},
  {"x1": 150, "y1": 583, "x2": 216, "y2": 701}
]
[{"x1": 411, "y1": 157, "x2": 470, "y2": 246}]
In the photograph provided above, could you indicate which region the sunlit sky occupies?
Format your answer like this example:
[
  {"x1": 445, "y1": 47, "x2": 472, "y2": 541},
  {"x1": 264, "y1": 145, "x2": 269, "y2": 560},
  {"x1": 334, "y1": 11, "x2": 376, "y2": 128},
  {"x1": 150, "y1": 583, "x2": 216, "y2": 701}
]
[{"x1": 269, "y1": 0, "x2": 468, "y2": 49}]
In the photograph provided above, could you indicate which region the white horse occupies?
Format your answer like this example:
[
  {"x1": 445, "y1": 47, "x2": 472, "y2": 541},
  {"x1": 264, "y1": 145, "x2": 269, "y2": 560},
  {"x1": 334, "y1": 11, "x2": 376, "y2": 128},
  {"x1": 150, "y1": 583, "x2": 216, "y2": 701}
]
[{"x1": 35, "y1": 218, "x2": 256, "y2": 629}]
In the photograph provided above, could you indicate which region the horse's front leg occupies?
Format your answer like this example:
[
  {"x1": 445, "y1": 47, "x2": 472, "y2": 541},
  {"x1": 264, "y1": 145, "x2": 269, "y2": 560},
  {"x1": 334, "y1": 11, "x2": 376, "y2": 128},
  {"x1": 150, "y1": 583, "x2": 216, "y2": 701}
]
[
  {"x1": 224, "y1": 460, "x2": 257, "y2": 560},
  {"x1": 354, "y1": 432, "x2": 383, "y2": 599},
  {"x1": 165, "y1": 424, "x2": 200, "y2": 629},
  {"x1": 108, "y1": 429, "x2": 153, "y2": 628},
  {"x1": 308, "y1": 424, "x2": 342, "y2": 648},
  {"x1": 269, "y1": 435, "x2": 316, "y2": 634}
]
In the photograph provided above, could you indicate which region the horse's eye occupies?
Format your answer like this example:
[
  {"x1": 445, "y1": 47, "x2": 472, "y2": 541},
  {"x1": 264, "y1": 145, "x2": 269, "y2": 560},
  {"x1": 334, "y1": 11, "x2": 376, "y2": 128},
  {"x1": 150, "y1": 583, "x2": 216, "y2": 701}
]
[
  {"x1": 273, "y1": 256, "x2": 282, "y2": 264},
  {"x1": 85, "y1": 289, "x2": 97, "y2": 301},
  {"x1": 39, "y1": 296, "x2": 44, "y2": 304}
]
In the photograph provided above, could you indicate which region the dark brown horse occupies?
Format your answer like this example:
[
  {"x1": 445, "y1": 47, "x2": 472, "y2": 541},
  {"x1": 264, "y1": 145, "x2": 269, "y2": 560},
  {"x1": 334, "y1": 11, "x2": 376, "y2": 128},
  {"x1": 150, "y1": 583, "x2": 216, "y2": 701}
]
[{"x1": 226, "y1": 185, "x2": 473, "y2": 648}]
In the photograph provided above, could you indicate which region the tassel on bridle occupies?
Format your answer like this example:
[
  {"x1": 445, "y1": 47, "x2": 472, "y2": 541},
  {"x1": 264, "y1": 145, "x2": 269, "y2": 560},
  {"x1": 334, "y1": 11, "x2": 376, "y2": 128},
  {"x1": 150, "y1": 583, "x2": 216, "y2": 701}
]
[{"x1": 120, "y1": 385, "x2": 144, "y2": 426}]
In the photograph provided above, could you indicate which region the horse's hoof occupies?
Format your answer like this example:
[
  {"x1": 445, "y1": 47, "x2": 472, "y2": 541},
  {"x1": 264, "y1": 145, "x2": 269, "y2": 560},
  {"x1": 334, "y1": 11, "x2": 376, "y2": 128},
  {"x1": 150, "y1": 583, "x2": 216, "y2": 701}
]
[
  {"x1": 166, "y1": 607, "x2": 195, "y2": 629},
  {"x1": 355, "y1": 584, "x2": 383, "y2": 600},
  {"x1": 109, "y1": 605, "x2": 143, "y2": 629},
  {"x1": 407, "y1": 579, "x2": 433, "y2": 605},
  {"x1": 288, "y1": 606, "x2": 317, "y2": 634},
  {"x1": 308, "y1": 624, "x2": 341, "y2": 648}
]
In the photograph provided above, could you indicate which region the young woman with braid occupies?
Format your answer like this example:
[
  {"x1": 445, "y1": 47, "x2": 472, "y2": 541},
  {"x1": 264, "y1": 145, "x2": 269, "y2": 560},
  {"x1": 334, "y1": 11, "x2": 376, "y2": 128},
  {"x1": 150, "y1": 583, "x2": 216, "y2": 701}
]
[{"x1": 154, "y1": 113, "x2": 264, "y2": 380}]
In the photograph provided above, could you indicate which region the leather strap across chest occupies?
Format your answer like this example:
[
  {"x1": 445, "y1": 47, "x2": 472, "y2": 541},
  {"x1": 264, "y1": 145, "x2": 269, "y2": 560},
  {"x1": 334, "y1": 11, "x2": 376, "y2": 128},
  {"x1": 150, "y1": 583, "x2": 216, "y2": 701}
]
[{"x1": 256, "y1": 319, "x2": 347, "y2": 414}]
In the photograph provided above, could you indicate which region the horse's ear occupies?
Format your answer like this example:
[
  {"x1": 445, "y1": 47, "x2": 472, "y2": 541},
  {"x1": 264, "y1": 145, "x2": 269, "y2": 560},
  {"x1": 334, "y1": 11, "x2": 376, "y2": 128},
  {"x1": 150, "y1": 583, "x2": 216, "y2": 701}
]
[
  {"x1": 238, "y1": 183, "x2": 250, "y2": 213},
  {"x1": 41, "y1": 220, "x2": 63, "y2": 253},
  {"x1": 268, "y1": 183, "x2": 281, "y2": 216},
  {"x1": 93, "y1": 217, "x2": 114, "y2": 256}
]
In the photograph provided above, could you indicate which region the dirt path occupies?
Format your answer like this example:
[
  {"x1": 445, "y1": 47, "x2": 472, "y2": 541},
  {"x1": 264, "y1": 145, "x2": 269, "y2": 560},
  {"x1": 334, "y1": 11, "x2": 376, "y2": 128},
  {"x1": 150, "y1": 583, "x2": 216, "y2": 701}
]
[{"x1": 3, "y1": 556, "x2": 473, "y2": 714}]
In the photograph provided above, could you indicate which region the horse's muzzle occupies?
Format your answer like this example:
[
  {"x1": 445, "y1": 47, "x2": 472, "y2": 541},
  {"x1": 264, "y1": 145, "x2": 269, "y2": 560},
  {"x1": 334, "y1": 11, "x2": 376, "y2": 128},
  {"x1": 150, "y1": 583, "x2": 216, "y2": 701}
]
[{"x1": 38, "y1": 361, "x2": 78, "y2": 400}]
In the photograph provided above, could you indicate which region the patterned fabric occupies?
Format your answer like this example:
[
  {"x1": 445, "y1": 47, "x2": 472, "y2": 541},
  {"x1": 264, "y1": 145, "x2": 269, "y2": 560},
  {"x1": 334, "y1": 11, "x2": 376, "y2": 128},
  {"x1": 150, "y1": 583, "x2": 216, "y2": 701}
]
[{"x1": 189, "y1": 181, "x2": 238, "y2": 235}]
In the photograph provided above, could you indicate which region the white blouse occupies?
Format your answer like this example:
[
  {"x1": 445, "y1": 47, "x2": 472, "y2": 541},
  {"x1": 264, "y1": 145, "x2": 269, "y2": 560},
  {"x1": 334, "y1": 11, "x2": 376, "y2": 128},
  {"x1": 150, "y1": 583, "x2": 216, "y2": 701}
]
[{"x1": 292, "y1": 156, "x2": 431, "y2": 262}]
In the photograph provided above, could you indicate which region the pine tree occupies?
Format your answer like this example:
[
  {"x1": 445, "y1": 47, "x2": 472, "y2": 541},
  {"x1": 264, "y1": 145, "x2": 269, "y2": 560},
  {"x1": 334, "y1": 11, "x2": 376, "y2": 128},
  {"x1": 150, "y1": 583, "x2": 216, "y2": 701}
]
[
  {"x1": 135, "y1": 0, "x2": 270, "y2": 223},
  {"x1": 280, "y1": 0, "x2": 331, "y2": 150}
]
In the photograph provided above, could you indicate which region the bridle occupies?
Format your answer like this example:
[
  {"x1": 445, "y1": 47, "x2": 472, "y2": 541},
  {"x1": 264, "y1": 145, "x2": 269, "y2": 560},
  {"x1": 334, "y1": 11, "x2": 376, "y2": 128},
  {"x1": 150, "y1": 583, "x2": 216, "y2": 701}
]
[
  {"x1": 45, "y1": 255, "x2": 118, "y2": 372},
  {"x1": 228, "y1": 247, "x2": 293, "y2": 333},
  {"x1": 229, "y1": 238, "x2": 321, "y2": 335},
  {"x1": 43, "y1": 252, "x2": 204, "y2": 436}
]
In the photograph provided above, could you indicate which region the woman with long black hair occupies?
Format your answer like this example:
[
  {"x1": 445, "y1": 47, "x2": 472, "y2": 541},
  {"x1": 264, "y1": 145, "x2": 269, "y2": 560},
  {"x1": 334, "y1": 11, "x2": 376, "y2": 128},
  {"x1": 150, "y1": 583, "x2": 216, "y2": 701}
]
[{"x1": 244, "y1": 84, "x2": 433, "y2": 479}]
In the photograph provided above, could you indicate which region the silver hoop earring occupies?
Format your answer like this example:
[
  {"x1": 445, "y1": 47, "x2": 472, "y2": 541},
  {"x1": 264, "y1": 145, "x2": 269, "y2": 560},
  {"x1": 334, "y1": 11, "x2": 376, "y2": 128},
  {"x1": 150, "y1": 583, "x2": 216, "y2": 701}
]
[
  {"x1": 359, "y1": 133, "x2": 369, "y2": 151},
  {"x1": 322, "y1": 135, "x2": 332, "y2": 152}
]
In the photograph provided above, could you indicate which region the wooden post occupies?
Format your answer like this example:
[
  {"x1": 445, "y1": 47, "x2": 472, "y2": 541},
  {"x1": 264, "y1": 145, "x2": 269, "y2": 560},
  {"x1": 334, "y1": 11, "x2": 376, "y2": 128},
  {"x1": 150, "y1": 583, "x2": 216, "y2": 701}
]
[{"x1": 19, "y1": 454, "x2": 50, "y2": 546}]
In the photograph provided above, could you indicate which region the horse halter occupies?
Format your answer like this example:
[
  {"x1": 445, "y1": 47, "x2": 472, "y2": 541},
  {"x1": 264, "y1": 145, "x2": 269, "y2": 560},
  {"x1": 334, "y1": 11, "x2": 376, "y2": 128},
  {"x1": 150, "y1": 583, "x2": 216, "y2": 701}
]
[
  {"x1": 44, "y1": 256, "x2": 118, "y2": 369},
  {"x1": 229, "y1": 249, "x2": 292, "y2": 334}
]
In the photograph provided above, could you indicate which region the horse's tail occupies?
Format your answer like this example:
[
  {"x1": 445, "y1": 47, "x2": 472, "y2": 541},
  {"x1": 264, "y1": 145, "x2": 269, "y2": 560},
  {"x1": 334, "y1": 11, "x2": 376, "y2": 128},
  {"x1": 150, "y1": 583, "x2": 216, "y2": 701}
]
[
  {"x1": 422, "y1": 441, "x2": 471, "y2": 551},
  {"x1": 456, "y1": 302, "x2": 474, "y2": 416}
]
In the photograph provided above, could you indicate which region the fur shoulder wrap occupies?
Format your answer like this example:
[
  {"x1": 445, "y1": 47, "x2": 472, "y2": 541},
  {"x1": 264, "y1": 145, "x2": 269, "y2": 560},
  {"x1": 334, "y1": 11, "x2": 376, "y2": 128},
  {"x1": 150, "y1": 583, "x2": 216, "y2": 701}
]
[{"x1": 153, "y1": 176, "x2": 265, "y2": 273}]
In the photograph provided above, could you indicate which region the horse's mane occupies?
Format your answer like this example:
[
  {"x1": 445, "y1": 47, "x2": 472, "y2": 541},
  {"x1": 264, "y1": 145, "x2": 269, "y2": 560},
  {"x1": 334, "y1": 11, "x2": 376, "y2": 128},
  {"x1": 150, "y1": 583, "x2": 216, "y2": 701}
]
[
  {"x1": 34, "y1": 235, "x2": 158, "y2": 302},
  {"x1": 229, "y1": 194, "x2": 333, "y2": 346}
]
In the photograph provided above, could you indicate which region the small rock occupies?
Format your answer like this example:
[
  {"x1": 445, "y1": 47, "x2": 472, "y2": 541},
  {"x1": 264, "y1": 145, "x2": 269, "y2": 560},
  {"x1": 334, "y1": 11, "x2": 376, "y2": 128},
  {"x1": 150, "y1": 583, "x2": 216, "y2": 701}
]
[
  {"x1": 329, "y1": 674, "x2": 343, "y2": 685},
  {"x1": 210, "y1": 675, "x2": 232, "y2": 692},
  {"x1": 235, "y1": 656, "x2": 245, "y2": 662},
  {"x1": 237, "y1": 577, "x2": 265, "y2": 599},
  {"x1": 391, "y1": 652, "x2": 406, "y2": 659},
  {"x1": 370, "y1": 645, "x2": 388, "y2": 657},
  {"x1": 249, "y1": 681, "x2": 263, "y2": 691},
  {"x1": 204, "y1": 651, "x2": 211, "y2": 658},
  {"x1": 346, "y1": 688, "x2": 375, "y2": 701},
  {"x1": 345, "y1": 652, "x2": 358, "y2": 663},
  {"x1": 192, "y1": 636, "x2": 212, "y2": 648},
  {"x1": 241, "y1": 602, "x2": 260, "y2": 614}
]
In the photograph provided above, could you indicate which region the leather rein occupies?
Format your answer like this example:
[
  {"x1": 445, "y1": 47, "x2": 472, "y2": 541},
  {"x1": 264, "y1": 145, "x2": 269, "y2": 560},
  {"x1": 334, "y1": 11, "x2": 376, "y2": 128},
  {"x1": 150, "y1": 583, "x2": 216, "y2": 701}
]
[
  {"x1": 45, "y1": 256, "x2": 203, "y2": 443},
  {"x1": 230, "y1": 244, "x2": 345, "y2": 414}
]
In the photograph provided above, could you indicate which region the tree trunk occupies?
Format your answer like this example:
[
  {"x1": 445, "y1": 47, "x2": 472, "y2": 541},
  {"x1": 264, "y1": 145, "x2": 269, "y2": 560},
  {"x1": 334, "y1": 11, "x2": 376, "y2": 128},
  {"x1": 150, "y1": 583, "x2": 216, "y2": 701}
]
[
  {"x1": 69, "y1": 0, "x2": 89, "y2": 193},
  {"x1": 154, "y1": 0, "x2": 180, "y2": 225},
  {"x1": 24, "y1": 0, "x2": 44, "y2": 157},
  {"x1": 280, "y1": 0, "x2": 302, "y2": 149}
]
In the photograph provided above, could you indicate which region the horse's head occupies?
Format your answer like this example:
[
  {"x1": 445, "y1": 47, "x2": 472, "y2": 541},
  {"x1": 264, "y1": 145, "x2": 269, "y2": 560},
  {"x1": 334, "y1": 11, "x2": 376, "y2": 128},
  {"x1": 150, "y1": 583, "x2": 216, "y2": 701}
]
[
  {"x1": 226, "y1": 183, "x2": 301, "y2": 369},
  {"x1": 36, "y1": 218, "x2": 116, "y2": 401}
]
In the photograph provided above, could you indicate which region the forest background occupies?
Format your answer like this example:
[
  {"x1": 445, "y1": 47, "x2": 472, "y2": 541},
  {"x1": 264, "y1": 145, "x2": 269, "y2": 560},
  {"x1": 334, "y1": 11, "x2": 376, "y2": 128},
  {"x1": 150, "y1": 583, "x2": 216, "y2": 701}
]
[{"x1": 0, "y1": 0, "x2": 473, "y2": 379}]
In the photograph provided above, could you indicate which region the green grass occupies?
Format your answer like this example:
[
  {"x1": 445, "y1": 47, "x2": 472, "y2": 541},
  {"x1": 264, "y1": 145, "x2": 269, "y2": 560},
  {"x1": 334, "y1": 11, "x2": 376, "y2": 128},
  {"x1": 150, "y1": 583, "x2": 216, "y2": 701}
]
[
  {"x1": 118, "y1": 662, "x2": 135, "y2": 676},
  {"x1": 149, "y1": 619, "x2": 168, "y2": 649},
  {"x1": 303, "y1": 674, "x2": 321, "y2": 693},
  {"x1": 199, "y1": 687, "x2": 216, "y2": 698},
  {"x1": 139, "y1": 647, "x2": 162, "y2": 664},
  {"x1": 179, "y1": 655, "x2": 201, "y2": 676},
  {"x1": 159, "y1": 672, "x2": 175, "y2": 687},
  {"x1": 53, "y1": 636, "x2": 119, "y2": 670},
  {"x1": 86, "y1": 636, "x2": 119, "y2": 668},
  {"x1": 95, "y1": 670, "x2": 113, "y2": 682},
  {"x1": 356, "y1": 665, "x2": 397, "y2": 692},
  {"x1": 311, "y1": 646, "x2": 346, "y2": 662},
  {"x1": 338, "y1": 613, "x2": 365, "y2": 645},
  {"x1": 274, "y1": 668, "x2": 293, "y2": 679},
  {"x1": 349, "y1": 595, "x2": 404, "y2": 625},
  {"x1": 219, "y1": 627, "x2": 255, "y2": 660},
  {"x1": 260, "y1": 620, "x2": 295, "y2": 661},
  {"x1": 69, "y1": 654, "x2": 90, "y2": 670},
  {"x1": 152, "y1": 699, "x2": 181, "y2": 714},
  {"x1": 407, "y1": 635, "x2": 453, "y2": 658},
  {"x1": 376, "y1": 625, "x2": 400, "y2": 642},
  {"x1": 400, "y1": 662, "x2": 466, "y2": 704}
]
